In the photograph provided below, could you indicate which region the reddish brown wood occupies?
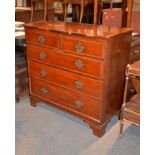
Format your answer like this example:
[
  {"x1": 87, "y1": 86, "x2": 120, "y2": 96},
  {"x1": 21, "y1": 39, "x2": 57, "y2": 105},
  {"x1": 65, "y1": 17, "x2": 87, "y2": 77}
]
[
  {"x1": 28, "y1": 60, "x2": 103, "y2": 98},
  {"x1": 25, "y1": 21, "x2": 131, "y2": 39},
  {"x1": 30, "y1": 77, "x2": 100, "y2": 121},
  {"x1": 29, "y1": 96, "x2": 38, "y2": 107},
  {"x1": 60, "y1": 34, "x2": 104, "y2": 58},
  {"x1": 27, "y1": 44, "x2": 103, "y2": 78},
  {"x1": 25, "y1": 21, "x2": 131, "y2": 137},
  {"x1": 64, "y1": 0, "x2": 93, "y2": 23},
  {"x1": 25, "y1": 29, "x2": 59, "y2": 48},
  {"x1": 90, "y1": 123, "x2": 106, "y2": 137}
]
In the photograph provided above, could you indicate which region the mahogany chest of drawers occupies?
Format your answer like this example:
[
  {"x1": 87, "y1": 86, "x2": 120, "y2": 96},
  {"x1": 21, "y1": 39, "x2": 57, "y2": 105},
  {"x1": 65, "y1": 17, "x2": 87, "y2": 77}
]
[{"x1": 25, "y1": 21, "x2": 131, "y2": 137}]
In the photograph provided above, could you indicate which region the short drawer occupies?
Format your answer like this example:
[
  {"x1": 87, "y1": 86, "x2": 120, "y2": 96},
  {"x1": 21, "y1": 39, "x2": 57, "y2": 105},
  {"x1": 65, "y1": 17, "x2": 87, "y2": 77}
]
[
  {"x1": 27, "y1": 45, "x2": 103, "y2": 79},
  {"x1": 30, "y1": 78, "x2": 100, "y2": 121},
  {"x1": 25, "y1": 28, "x2": 59, "y2": 48},
  {"x1": 28, "y1": 61, "x2": 103, "y2": 98},
  {"x1": 60, "y1": 34, "x2": 104, "y2": 58}
]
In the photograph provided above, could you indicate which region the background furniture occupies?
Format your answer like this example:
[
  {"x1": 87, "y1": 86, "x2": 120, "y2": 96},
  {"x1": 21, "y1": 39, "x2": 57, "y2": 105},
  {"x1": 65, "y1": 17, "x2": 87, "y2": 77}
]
[
  {"x1": 45, "y1": 0, "x2": 65, "y2": 21},
  {"x1": 98, "y1": 0, "x2": 122, "y2": 24},
  {"x1": 15, "y1": 7, "x2": 32, "y2": 22},
  {"x1": 120, "y1": 60, "x2": 140, "y2": 137},
  {"x1": 31, "y1": 0, "x2": 46, "y2": 22},
  {"x1": 15, "y1": 22, "x2": 29, "y2": 101},
  {"x1": 25, "y1": 21, "x2": 131, "y2": 137},
  {"x1": 99, "y1": 0, "x2": 136, "y2": 27},
  {"x1": 64, "y1": 0, "x2": 93, "y2": 23}
]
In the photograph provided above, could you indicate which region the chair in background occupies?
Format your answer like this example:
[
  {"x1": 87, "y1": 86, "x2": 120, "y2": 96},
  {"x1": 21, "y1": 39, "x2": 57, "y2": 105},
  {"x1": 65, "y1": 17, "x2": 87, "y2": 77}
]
[
  {"x1": 98, "y1": 0, "x2": 122, "y2": 24},
  {"x1": 31, "y1": 0, "x2": 46, "y2": 22},
  {"x1": 120, "y1": 60, "x2": 140, "y2": 137},
  {"x1": 102, "y1": 7, "x2": 123, "y2": 27},
  {"x1": 31, "y1": 0, "x2": 65, "y2": 22},
  {"x1": 45, "y1": 0, "x2": 65, "y2": 21},
  {"x1": 64, "y1": 0, "x2": 93, "y2": 23}
]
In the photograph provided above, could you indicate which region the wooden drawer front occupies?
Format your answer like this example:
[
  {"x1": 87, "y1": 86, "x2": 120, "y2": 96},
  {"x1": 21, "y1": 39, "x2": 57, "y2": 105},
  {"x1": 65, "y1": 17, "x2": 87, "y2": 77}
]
[
  {"x1": 25, "y1": 29, "x2": 58, "y2": 48},
  {"x1": 123, "y1": 110, "x2": 140, "y2": 126},
  {"x1": 27, "y1": 45, "x2": 103, "y2": 78},
  {"x1": 28, "y1": 61, "x2": 102, "y2": 98},
  {"x1": 60, "y1": 35, "x2": 104, "y2": 58},
  {"x1": 30, "y1": 78, "x2": 100, "y2": 120}
]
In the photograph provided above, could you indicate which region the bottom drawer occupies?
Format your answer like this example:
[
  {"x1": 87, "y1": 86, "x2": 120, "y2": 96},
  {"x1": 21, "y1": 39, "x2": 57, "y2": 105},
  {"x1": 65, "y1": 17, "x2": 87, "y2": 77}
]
[{"x1": 30, "y1": 78, "x2": 100, "y2": 121}]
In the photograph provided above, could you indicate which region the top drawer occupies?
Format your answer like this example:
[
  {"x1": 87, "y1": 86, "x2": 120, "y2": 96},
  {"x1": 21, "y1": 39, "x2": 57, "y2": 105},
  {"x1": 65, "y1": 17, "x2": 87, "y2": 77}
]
[
  {"x1": 25, "y1": 28, "x2": 59, "y2": 48},
  {"x1": 60, "y1": 34, "x2": 105, "y2": 58}
]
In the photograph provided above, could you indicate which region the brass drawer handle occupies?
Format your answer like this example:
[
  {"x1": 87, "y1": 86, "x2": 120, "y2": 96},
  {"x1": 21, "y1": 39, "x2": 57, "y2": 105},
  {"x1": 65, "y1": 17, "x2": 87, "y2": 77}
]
[
  {"x1": 40, "y1": 87, "x2": 48, "y2": 93},
  {"x1": 75, "y1": 43, "x2": 85, "y2": 53},
  {"x1": 39, "y1": 52, "x2": 47, "y2": 60},
  {"x1": 40, "y1": 69, "x2": 47, "y2": 77},
  {"x1": 75, "y1": 100, "x2": 83, "y2": 109},
  {"x1": 75, "y1": 60, "x2": 84, "y2": 68},
  {"x1": 38, "y1": 35, "x2": 46, "y2": 44},
  {"x1": 75, "y1": 81, "x2": 84, "y2": 89}
]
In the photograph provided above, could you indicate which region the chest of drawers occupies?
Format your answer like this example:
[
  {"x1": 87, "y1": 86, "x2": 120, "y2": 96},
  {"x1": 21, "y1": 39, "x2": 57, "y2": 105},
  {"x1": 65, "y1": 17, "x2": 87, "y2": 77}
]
[{"x1": 25, "y1": 22, "x2": 131, "y2": 137}]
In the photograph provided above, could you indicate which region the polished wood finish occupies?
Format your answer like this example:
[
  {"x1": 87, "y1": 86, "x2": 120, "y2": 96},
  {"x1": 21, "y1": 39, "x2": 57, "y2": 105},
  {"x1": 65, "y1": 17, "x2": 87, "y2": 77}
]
[
  {"x1": 120, "y1": 60, "x2": 140, "y2": 137},
  {"x1": 28, "y1": 61, "x2": 102, "y2": 98},
  {"x1": 60, "y1": 34, "x2": 104, "y2": 58},
  {"x1": 27, "y1": 45, "x2": 103, "y2": 78},
  {"x1": 25, "y1": 21, "x2": 131, "y2": 137},
  {"x1": 30, "y1": 77, "x2": 100, "y2": 121}
]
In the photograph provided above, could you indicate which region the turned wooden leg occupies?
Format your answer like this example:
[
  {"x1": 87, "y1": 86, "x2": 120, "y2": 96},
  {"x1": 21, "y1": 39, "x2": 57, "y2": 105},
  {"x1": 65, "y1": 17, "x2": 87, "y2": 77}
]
[
  {"x1": 30, "y1": 97, "x2": 38, "y2": 107},
  {"x1": 90, "y1": 124, "x2": 106, "y2": 137}
]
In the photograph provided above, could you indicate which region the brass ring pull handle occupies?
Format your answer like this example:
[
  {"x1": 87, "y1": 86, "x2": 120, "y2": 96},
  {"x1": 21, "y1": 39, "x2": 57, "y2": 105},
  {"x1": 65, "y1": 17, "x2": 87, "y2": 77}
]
[
  {"x1": 75, "y1": 60, "x2": 84, "y2": 68},
  {"x1": 75, "y1": 100, "x2": 83, "y2": 109},
  {"x1": 75, "y1": 81, "x2": 84, "y2": 89},
  {"x1": 38, "y1": 35, "x2": 46, "y2": 44},
  {"x1": 40, "y1": 69, "x2": 47, "y2": 77},
  {"x1": 75, "y1": 43, "x2": 85, "y2": 53},
  {"x1": 39, "y1": 52, "x2": 47, "y2": 60},
  {"x1": 40, "y1": 87, "x2": 48, "y2": 93}
]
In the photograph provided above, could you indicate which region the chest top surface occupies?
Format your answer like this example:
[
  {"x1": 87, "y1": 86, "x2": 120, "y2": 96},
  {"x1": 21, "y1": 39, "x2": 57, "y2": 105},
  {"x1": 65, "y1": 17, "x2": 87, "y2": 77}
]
[{"x1": 24, "y1": 21, "x2": 131, "y2": 39}]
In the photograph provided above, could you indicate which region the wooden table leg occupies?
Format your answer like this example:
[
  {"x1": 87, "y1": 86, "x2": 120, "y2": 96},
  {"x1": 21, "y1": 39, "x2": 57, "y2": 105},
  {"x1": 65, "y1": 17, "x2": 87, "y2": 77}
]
[{"x1": 93, "y1": 0, "x2": 98, "y2": 24}]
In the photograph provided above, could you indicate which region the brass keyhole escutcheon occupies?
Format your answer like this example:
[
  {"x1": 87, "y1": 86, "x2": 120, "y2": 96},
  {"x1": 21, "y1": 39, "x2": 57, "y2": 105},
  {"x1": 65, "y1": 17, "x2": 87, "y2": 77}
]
[
  {"x1": 75, "y1": 60, "x2": 84, "y2": 68},
  {"x1": 75, "y1": 43, "x2": 85, "y2": 53},
  {"x1": 38, "y1": 35, "x2": 46, "y2": 44}
]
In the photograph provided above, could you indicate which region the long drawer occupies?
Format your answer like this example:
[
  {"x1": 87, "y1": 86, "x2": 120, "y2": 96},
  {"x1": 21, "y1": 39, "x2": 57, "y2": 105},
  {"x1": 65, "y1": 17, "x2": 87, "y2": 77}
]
[
  {"x1": 30, "y1": 78, "x2": 100, "y2": 121},
  {"x1": 27, "y1": 45, "x2": 103, "y2": 79},
  {"x1": 28, "y1": 61, "x2": 103, "y2": 99},
  {"x1": 25, "y1": 28, "x2": 59, "y2": 48},
  {"x1": 60, "y1": 34, "x2": 105, "y2": 58}
]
